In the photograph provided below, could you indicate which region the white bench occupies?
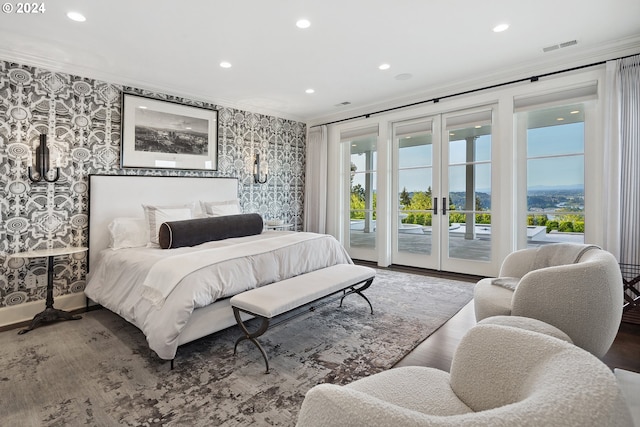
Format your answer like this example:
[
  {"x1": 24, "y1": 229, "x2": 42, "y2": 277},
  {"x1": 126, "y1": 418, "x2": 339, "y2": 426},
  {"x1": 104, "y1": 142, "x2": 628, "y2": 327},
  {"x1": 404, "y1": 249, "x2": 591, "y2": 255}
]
[{"x1": 230, "y1": 264, "x2": 376, "y2": 373}]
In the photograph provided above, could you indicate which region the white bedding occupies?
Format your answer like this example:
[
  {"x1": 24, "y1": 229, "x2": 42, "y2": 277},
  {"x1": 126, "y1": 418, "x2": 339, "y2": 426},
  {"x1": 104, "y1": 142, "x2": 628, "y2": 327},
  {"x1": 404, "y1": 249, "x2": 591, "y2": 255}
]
[{"x1": 85, "y1": 231, "x2": 352, "y2": 359}]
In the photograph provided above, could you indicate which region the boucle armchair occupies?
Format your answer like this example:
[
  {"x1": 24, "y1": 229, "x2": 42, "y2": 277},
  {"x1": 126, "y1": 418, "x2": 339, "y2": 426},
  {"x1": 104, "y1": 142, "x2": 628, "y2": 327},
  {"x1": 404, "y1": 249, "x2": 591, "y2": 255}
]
[
  {"x1": 473, "y1": 244, "x2": 624, "y2": 358},
  {"x1": 297, "y1": 323, "x2": 633, "y2": 427}
]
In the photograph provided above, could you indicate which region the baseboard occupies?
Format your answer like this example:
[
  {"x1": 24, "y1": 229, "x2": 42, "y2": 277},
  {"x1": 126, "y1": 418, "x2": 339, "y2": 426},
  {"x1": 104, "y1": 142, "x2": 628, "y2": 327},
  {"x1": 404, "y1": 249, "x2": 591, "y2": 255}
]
[{"x1": 0, "y1": 293, "x2": 88, "y2": 329}]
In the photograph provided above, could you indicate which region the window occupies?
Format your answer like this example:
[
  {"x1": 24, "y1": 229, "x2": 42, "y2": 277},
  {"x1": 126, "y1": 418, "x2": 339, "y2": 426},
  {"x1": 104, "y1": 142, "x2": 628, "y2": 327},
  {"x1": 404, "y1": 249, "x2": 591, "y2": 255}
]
[{"x1": 524, "y1": 104, "x2": 585, "y2": 246}]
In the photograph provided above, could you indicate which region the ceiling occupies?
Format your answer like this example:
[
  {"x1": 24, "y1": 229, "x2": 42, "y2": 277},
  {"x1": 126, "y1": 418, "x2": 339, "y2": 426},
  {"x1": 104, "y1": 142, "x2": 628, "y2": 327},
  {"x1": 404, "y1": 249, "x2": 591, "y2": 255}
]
[{"x1": 1, "y1": 0, "x2": 639, "y2": 124}]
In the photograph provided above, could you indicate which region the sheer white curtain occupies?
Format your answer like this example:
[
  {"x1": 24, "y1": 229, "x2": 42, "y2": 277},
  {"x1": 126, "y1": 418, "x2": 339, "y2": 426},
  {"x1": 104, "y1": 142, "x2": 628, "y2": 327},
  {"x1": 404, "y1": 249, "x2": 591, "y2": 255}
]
[
  {"x1": 603, "y1": 61, "x2": 622, "y2": 259},
  {"x1": 603, "y1": 54, "x2": 640, "y2": 265},
  {"x1": 304, "y1": 125, "x2": 328, "y2": 233},
  {"x1": 618, "y1": 55, "x2": 640, "y2": 266}
]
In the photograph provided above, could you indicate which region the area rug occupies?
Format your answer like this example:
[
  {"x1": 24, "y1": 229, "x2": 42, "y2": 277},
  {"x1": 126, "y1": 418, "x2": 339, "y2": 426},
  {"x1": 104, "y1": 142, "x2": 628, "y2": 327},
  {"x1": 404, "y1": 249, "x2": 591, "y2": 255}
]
[{"x1": 0, "y1": 268, "x2": 474, "y2": 426}]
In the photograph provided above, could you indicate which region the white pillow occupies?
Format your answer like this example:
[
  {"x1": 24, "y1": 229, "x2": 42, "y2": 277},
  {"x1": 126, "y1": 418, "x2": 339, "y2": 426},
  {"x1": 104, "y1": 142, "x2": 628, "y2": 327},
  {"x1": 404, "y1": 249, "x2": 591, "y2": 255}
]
[
  {"x1": 108, "y1": 217, "x2": 148, "y2": 250},
  {"x1": 200, "y1": 199, "x2": 241, "y2": 217},
  {"x1": 142, "y1": 203, "x2": 195, "y2": 246}
]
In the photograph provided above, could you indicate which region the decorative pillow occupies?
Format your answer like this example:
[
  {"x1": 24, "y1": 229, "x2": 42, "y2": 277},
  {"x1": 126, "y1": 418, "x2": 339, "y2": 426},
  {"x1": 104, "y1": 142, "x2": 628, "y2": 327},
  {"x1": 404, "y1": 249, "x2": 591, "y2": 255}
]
[
  {"x1": 159, "y1": 213, "x2": 263, "y2": 249},
  {"x1": 200, "y1": 199, "x2": 241, "y2": 217},
  {"x1": 142, "y1": 203, "x2": 195, "y2": 246},
  {"x1": 491, "y1": 277, "x2": 520, "y2": 291},
  {"x1": 108, "y1": 217, "x2": 148, "y2": 249}
]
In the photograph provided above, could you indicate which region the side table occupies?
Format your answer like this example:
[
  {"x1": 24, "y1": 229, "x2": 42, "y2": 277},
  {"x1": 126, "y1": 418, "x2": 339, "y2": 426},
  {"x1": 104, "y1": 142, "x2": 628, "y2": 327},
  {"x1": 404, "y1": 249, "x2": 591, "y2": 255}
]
[{"x1": 10, "y1": 246, "x2": 88, "y2": 335}]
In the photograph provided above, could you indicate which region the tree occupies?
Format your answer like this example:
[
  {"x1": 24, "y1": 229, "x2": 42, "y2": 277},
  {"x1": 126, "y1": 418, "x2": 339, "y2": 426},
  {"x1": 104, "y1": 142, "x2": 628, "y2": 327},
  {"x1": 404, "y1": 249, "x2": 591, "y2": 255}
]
[
  {"x1": 400, "y1": 187, "x2": 411, "y2": 207},
  {"x1": 408, "y1": 191, "x2": 432, "y2": 210},
  {"x1": 352, "y1": 183, "x2": 365, "y2": 200}
]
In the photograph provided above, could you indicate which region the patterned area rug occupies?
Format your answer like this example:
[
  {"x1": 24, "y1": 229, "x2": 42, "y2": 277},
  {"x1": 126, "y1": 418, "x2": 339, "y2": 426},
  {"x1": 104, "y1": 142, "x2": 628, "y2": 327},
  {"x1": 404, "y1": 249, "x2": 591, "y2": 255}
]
[{"x1": 0, "y1": 268, "x2": 473, "y2": 426}]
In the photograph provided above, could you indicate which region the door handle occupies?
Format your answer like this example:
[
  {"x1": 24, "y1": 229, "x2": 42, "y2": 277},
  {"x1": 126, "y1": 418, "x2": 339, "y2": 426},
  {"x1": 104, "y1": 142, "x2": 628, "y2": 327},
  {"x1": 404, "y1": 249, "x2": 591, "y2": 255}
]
[
  {"x1": 442, "y1": 197, "x2": 447, "y2": 215},
  {"x1": 433, "y1": 197, "x2": 438, "y2": 215}
]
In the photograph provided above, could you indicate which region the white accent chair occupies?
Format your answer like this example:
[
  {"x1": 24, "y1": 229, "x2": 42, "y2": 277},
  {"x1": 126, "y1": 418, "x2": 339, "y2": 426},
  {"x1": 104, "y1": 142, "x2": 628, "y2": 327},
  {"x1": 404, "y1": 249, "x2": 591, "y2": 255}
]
[
  {"x1": 473, "y1": 244, "x2": 624, "y2": 358},
  {"x1": 615, "y1": 368, "x2": 640, "y2": 426},
  {"x1": 296, "y1": 322, "x2": 634, "y2": 427}
]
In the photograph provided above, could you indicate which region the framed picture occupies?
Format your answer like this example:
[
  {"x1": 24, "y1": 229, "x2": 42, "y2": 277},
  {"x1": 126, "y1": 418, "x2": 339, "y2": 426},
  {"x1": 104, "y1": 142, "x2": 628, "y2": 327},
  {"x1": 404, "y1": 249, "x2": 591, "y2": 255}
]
[{"x1": 121, "y1": 93, "x2": 218, "y2": 170}]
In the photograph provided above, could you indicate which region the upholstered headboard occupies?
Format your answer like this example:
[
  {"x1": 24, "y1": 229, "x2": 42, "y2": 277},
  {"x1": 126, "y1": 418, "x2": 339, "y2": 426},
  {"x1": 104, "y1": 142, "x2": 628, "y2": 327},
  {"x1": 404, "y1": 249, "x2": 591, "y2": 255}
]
[{"x1": 88, "y1": 174, "x2": 239, "y2": 271}]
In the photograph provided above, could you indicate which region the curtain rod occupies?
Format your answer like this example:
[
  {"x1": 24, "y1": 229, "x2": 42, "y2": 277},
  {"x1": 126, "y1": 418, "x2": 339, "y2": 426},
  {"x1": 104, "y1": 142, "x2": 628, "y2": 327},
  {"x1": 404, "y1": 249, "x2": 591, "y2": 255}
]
[{"x1": 311, "y1": 52, "x2": 639, "y2": 129}]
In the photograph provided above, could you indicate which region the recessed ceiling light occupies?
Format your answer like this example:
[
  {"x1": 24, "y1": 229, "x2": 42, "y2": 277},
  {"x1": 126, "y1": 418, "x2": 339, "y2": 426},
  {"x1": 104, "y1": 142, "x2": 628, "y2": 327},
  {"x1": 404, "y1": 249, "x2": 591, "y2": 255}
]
[
  {"x1": 475, "y1": 125, "x2": 482, "y2": 129},
  {"x1": 557, "y1": 117, "x2": 565, "y2": 121},
  {"x1": 305, "y1": 88, "x2": 315, "y2": 94},
  {"x1": 67, "y1": 11, "x2": 86, "y2": 22},
  {"x1": 570, "y1": 110, "x2": 580, "y2": 114},
  {"x1": 220, "y1": 61, "x2": 232, "y2": 68},
  {"x1": 138, "y1": 106, "x2": 147, "y2": 109},
  {"x1": 493, "y1": 23, "x2": 509, "y2": 33},
  {"x1": 378, "y1": 63, "x2": 390, "y2": 70},
  {"x1": 296, "y1": 19, "x2": 311, "y2": 29}
]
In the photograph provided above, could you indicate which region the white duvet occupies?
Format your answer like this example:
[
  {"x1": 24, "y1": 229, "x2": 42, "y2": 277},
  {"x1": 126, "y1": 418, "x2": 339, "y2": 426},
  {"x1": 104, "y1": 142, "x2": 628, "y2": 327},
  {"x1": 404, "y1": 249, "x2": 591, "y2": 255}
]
[{"x1": 84, "y1": 231, "x2": 353, "y2": 359}]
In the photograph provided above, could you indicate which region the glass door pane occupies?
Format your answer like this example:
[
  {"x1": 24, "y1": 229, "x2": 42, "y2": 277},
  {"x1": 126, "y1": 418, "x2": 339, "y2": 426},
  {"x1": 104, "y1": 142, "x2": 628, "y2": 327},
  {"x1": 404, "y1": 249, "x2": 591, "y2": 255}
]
[
  {"x1": 349, "y1": 136, "x2": 377, "y2": 250},
  {"x1": 445, "y1": 114, "x2": 493, "y2": 263},
  {"x1": 397, "y1": 133, "x2": 434, "y2": 255}
]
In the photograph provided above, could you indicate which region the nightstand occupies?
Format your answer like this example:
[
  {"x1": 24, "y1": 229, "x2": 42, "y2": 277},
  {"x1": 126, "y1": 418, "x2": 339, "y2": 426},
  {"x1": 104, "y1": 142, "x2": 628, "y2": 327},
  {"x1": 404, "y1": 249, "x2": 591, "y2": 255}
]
[
  {"x1": 265, "y1": 223, "x2": 294, "y2": 231},
  {"x1": 10, "y1": 246, "x2": 88, "y2": 335}
]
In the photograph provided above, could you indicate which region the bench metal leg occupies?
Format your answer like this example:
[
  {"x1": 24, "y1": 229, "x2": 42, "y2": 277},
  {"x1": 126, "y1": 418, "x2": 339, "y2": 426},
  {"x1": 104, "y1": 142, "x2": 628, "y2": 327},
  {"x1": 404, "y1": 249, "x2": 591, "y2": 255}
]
[
  {"x1": 340, "y1": 277, "x2": 374, "y2": 314},
  {"x1": 233, "y1": 307, "x2": 271, "y2": 373}
]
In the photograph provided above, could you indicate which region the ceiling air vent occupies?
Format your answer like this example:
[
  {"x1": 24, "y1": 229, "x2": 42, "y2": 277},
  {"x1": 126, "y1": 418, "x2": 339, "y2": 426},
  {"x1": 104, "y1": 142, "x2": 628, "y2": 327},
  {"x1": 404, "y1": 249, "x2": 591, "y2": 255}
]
[
  {"x1": 559, "y1": 40, "x2": 577, "y2": 48},
  {"x1": 334, "y1": 101, "x2": 351, "y2": 107},
  {"x1": 543, "y1": 39, "x2": 578, "y2": 53}
]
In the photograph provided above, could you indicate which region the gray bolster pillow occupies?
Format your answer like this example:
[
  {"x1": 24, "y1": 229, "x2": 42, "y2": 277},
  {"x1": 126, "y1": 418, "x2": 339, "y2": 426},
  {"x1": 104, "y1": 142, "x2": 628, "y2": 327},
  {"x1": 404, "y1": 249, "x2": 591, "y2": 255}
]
[{"x1": 158, "y1": 213, "x2": 263, "y2": 249}]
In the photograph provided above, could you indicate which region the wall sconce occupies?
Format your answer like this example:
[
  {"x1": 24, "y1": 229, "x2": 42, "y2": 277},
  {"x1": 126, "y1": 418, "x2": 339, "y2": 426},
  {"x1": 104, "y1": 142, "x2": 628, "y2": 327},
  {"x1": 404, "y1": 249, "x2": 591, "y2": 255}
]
[
  {"x1": 28, "y1": 134, "x2": 59, "y2": 183},
  {"x1": 253, "y1": 152, "x2": 268, "y2": 184}
]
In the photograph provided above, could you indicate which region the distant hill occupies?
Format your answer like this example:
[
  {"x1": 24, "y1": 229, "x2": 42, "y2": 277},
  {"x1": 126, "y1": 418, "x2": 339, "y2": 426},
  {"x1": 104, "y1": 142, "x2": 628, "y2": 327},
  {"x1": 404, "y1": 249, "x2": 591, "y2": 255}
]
[
  {"x1": 528, "y1": 184, "x2": 584, "y2": 192},
  {"x1": 449, "y1": 192, "x2": 490, "y2": 210}
]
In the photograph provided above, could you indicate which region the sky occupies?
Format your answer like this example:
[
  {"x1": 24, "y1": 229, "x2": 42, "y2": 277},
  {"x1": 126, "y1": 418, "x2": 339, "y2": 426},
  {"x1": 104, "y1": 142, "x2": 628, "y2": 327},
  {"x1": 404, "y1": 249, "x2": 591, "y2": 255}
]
[
  {"x1": 136, "y1": 109, "x2": 208, "y2": 134},
  {"x1": 352, "y1": 122, "x2": 584, "y2": 194}
]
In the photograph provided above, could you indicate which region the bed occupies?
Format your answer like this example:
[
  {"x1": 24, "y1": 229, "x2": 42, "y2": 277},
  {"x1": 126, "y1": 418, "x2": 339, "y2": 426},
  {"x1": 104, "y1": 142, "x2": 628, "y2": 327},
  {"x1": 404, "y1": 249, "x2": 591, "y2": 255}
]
[{"x1": 85, "y1": 175, "x2": 353, "y2": 361}]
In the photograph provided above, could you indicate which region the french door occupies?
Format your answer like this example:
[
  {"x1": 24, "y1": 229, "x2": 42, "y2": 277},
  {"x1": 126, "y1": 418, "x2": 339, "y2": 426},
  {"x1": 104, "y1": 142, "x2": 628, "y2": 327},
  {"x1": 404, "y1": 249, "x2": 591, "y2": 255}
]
[{"x1": 392, "y1": 108, "x2": 498, "y2": 275}]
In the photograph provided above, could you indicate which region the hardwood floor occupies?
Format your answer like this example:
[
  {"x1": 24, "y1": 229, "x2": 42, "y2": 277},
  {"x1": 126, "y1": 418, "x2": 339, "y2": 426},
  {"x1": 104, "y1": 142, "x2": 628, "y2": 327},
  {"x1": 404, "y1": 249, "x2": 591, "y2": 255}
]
[
  {"x1": 392, "y1": 270, "x2": 640, "y2": 374},
  {"x1": 394, "y1": 301, "x2": 475, "y2": 372},
  {"x1": 602, "y1": 320, "x2": 640, "y2": 373}
]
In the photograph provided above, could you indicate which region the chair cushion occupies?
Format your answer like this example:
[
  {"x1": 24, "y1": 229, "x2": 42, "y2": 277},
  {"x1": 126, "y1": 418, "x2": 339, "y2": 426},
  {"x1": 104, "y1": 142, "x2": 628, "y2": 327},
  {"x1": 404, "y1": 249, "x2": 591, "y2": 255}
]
[
  {"x1": 346, "y1": 366, "x2": 473, "y2": 416},
  {"x1": 473, "y1": 277, "x2": 513, "y2": 321}
]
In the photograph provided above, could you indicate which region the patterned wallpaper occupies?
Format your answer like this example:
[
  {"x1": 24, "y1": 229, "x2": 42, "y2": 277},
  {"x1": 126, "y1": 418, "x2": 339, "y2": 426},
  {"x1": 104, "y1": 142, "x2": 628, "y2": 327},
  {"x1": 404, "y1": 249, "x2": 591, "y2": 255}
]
[{"x1": 0, "y1": 60, "x2": 306, "y2": 311}]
